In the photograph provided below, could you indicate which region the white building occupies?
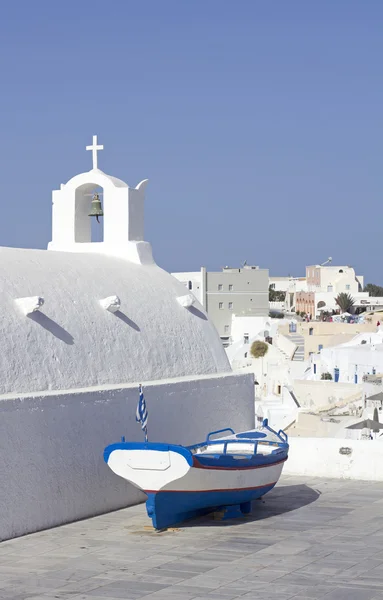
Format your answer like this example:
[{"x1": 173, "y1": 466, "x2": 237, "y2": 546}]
[
  {"x1": 269, "y1": 277, "x2": 293, "y2": 294},
  {"x1": 0, "y1": 136, "x2": 254, "y2": 541},
  {"x1": 296, "y1": 264, "x2": 368, "y2": 318},
  {"x1": 309, "y1": 330, "x2": 383, "y2": 384},
  {"x1": 355, "y1": 297, "x2": 383, "y2": 312},
  {"x1": 307, "y1": 264, "x2": 364, "y2": 293}
]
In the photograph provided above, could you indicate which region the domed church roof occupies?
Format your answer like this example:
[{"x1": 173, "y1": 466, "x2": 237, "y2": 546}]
[
  {"x1": 0, "y1": 247, "x2": 230, "y2": 395},
  {"x1": 0, "y1": 136, "x2": 230, "y2": 395}
]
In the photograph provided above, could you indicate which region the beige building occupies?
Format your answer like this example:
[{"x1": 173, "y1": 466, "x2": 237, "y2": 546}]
[
  {"x1": 280, "y1": 321, "x2": 376, "y2": 360},
  {"x1": 296, "y1": 264, "x2": 366, "y2": 317}
]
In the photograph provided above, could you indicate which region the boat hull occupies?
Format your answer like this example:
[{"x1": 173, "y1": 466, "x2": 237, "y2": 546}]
[{"x1": 145, "y1": 482, "x2": 277, "y2": 530}]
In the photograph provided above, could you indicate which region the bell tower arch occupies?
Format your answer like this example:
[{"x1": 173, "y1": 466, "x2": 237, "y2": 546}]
[
  {"x1": 48, "y1": 135, "x2": 153, "y2": 265},
  {"x1": 74, "y1": 183, "x2": 105, "y2": 243}
]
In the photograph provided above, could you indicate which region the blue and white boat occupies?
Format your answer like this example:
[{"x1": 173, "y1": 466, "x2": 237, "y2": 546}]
[{"x1": 104, "y1": 419, "x2": 289, "y2": 530}]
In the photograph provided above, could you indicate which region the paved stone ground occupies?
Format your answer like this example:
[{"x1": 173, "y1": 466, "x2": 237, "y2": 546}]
[{"x1": 1, "y1": 475, "x2": 383, "y2": 600}]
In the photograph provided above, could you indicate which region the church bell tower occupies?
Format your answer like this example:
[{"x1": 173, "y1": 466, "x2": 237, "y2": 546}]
[{"x1": 48, "y1": 135, "x2": 153, "y2": 265}]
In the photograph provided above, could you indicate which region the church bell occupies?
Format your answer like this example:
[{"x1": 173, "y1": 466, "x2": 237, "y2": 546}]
[{"x1": 88, "y1": 193, "x2": 104, "y2": 223}]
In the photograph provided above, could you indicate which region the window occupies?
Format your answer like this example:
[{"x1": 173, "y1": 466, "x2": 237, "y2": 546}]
[
  {"x1": 224, "y1": 325, "x2": 229, "y2": 333},
  {"x1": 345, "y1": 284, "x2": 350, "y2": 290},
  {"x1": 313, "y1": 364, "x2": 317, "y2": 374},
  {"x1": 318, "y1": 344, "x2": 323, "y2": 351},
  {"x1": 270, "y1": 283, "x2": 275, "y2": 290},
  {"x1": 218, "y1": 284, "x2": 223, "y2": 291},
  {"x1": 228, "y1": 302, "x2": 233, "y2": 310},
  {"x1": 309, "y1": 327, "x2": 314, "y2": 335},
  {"x1": 244, "y1": 352, "x2": 248, "y2": 358},
  {"x1": 188, "y1": 281, "x2": 192, "y2": 290},
  {"x1": 327, "y1": 285, "x2": 333, "y2": 292},
  {"x1": 244, "y1": 334, "x2": 249, "y2": 344},
  {"x1": 219, "y1": 302, "x2": 223, "y2": 309},
  {"x1": 229, "y1": 284, "x2": 233, "y2": 291}
]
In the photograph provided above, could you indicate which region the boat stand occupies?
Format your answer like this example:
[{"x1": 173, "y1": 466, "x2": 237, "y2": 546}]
[{"x1": 213, "y1": 501, "x2": 252, "y2": 521}]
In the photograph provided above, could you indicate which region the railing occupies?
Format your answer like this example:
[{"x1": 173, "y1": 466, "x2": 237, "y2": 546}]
[
  {"x1": 270, "y1": 301, "x2": 285, "y2": 310},
  {"x1": 188, "y1": 438, "x2": 259, "y2": 456},
  {"x1": 187, "y1": 420, "x2": 289, "y2": 453}
]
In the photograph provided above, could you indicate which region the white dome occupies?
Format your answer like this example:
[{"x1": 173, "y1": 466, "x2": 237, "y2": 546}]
[{"x1": 0, "y1": 247, "x2": 230, "y2": 395}]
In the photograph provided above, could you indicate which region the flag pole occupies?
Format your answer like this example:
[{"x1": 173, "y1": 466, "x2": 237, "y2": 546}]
[{"x1": 136, "y1": 384, "x2": 149, "y2": 443}]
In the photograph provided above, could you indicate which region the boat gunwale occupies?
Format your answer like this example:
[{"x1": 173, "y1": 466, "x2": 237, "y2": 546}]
[{"x1": 104, "y1": 420, "x2": 289, "y2": 469}]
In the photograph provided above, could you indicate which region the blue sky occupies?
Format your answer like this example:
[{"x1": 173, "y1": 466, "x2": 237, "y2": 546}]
[{"x1": 0, "y1": 1, "x2": 382, "y2": 282}]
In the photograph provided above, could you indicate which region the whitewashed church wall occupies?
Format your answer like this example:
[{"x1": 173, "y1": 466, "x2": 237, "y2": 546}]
[{"x1": 0, "y1": 372, "x2": 254, "y2": 542}]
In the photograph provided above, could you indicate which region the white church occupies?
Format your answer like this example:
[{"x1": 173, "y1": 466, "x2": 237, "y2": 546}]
[{"x1": 0, "y1": 137, "x2": 254, "y2": 541}]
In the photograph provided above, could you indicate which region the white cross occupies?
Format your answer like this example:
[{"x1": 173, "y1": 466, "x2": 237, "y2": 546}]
[{"x1": 86, "y1": 134, "x2": 104, "y2": 170}]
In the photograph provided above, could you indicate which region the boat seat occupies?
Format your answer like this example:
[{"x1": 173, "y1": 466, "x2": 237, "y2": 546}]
[
  {"x1": 199, "y1": 453, "x2": 250, "y2": 459},
  {"x1": 194, "y1": 450, "x2": 287, "y2": 468}
]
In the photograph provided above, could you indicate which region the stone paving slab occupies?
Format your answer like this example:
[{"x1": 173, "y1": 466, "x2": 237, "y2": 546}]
[{"x1": 0, "y1": 476, "x2": 383, "y2": 599}]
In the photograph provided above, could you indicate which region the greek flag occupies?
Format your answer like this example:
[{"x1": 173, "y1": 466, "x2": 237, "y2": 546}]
[{"x1": 136, "y1": 384, "x2": 148, "y2": 442}]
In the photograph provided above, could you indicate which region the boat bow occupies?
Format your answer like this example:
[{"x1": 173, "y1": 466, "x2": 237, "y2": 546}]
[{"x1": 104, "y1": 442, "x2": 193, "y2": 492}]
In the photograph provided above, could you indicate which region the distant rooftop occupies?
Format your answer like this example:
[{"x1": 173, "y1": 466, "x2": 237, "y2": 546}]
[
  {"x1": 270, "y1": 276, "x2": 306, "y2": 280},
  {"x1": 222, "y1": 265, "x2": 261, "y2": 272}
]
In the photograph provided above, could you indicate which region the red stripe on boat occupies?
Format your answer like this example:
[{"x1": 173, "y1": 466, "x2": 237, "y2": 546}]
[{"x1": 144, "y1": 481, "x2": 277, "y2": 494}]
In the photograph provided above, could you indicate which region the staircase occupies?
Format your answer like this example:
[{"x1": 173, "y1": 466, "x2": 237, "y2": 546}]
[{"x1": 287, "y1": 334, "x2": 305, "y2": 361}]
